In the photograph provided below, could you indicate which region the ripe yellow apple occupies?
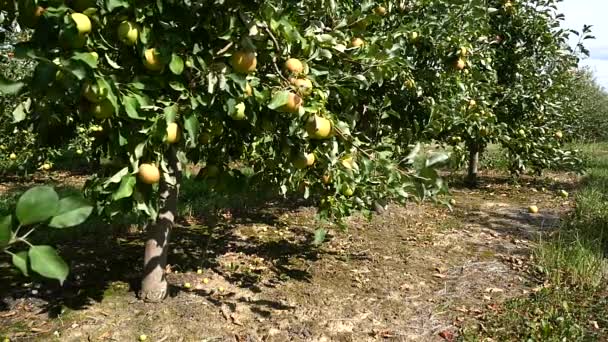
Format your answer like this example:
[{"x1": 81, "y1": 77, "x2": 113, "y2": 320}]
[
  {"x1": 469, "y1": 99, "x2": 477, "y2": 108},
  {"x1": 91, "y1": 99, "x2": 114, "y2": 119},
  {"x1": 409, "y1": 31, "x2": 419, "y2": 42},
  {"x1": 518, "y1": 129, "x2": 526, "y2": 137},
  {"x1": 322, "y1": 174, "x2": 331, "y2": 184},
  {"x1": 374, "y1": 6, "x2": 387, "y2": 15},
  {"x1": 230, "y1": 51, "x2": 257, "y2": 74},
  {"x1": 76, "y1": 149, "x2": 84, "y2": 154},
  {"x1": 143, "y1": 48, "x2": 163, "y2": 71},
  {"x1": 554, "y1": 131, "x2": 563, "y2": 139},
  {"x1": 279, "y1": 92, "x2": 302, "y2": 113},
  {"x1": 559, "y1": 190, "x2": 569, "y2": 198},
  {"x1": 230, "y1": 102, "x2": 247, "y2": 120},
  {"x1": 9, "y1": 153, "x2": 17, "y2": 160},
  {"x1": 244, "y1": 83, "x2": 253, "y2": 97},
  {"x1": 138, "y1": 334, "x2": 148, "y2": 342},
  {"x1": 166, "y1": 123, "x2": 180, "y2": 144},
  {"x1": 290, "y1": 78, "x2": 313, "y2": 96},
  {"x1": 405, "y1": 79, "x2": 416, "y2": 89},
  {"x1": 350, "y1": 37, "x2": 365, "y2": 48},
  {"x1": 305, "y1": 115, "x2": 332, "y2": 139},
  {"x1": 70, "y1": 13, "x2": 92, "y2": 35},
  {"x1": 449, "y1": 198, "x2": 456, "y2": 205},
  {"x1": 454, "y1": 58, "x2": 466, "y2": 70},
  {"x1": 292, "y1": 152, "x2": 315, "y2": 169},
  {"x1": 41, "y1": 163, "x2": 51, "y2": 171},
  {"x1": 284, "y1": 58, "x2": 304, "y2": 74},
  {"x1": 117, "y1": 21, "x2": 139, "y2": 46},
  {"x1": 82, "y1": 82, "x2": 107, "y2": 103},
  {"x1": 138, "y1": 163, "x2": 160, "y2": 184},
  {"x1": 183, "y1": 282, "x2": 192, "y2": 289},
  {"x1": 341, "y1": 185, "x2": 355, "y2": 197},
  {"x1": 528, "y1": 205, "x2": 539, "y2": 214},
  {"x1": 340, "y1": 156, "x2": 357, "y2": 170}
]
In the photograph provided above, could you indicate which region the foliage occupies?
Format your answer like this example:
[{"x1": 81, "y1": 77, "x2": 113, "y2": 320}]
[
  {"x1": 1, "y1": 186, "x2": 93, "y2": 284},
  {"x1": 461, "y1": 142, "x2": 608, "y2": 341},
  {"x1": 563, "y1": 68, "x2": 608, "y2": 142}
]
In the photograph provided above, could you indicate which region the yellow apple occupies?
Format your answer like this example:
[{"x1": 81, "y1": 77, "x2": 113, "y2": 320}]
[
  {"x1": 454, "y1": 58, "x2": 466, "y2": 70},
  {"x1": 374, "y1": 6, "x2": 387, "y2": 15},
  {"x1": 528, "y1": 205, "x2": 539, "y2": 214},
  {"x1": 9, "y1": 153, "x2": 17, "y2": 160},
  {"x1": 341, "y1": 185, "x2": 355, "y2": 197},
  {"x1": 70, "y1": 13, "x2": 92, "y2": 35},
  {"x1": 279, "y1": 92, "x2": 302, "y2": 113},
  {"x1": 350, "y1": 37, "x2": 365, "y2": 48},
  {"x1": 305, "y1": 115, "x2": 332, "y2": 139},
  {"x1": 231, "y1": 51, "x2": 257, "y2": 74},
  {"x1": 230, "y1": 102, "x2": 247, "y2": 120},
  {"x1": 290, "y1": 78, "x2": 313, "y2": 96},
  {"x1": 143, "y1": 48, "x2": 163, "y2": 71},
  {"x1": 138, "y1": 164, "x2": 160, "y2": 184},
  {"x1": 284, "y1": 58, "x2": 304, "y2": 74},
  {"x1": 166, "y1": 123, "x2": 180, "y2": 144},
  {"x1": 117, "y1": 21, "x2": 139, "y2": 46},
  {"x1": 292, "y1": 152, "x2": 315, "y2": 169}
]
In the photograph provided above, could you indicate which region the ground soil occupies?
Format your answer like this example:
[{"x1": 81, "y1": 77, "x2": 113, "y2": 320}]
[{"x1": 0, "y1": 170, "x2": 579, "y2": 341}]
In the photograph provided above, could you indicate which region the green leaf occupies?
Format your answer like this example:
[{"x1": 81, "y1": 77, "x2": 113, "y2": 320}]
[
  {"x1": 71, "y1": 52, "x2": 99, "y2": 69},
  {"x1": 112, "y1": 175, "x2": 136, "y2": 201},
  {"x1": 164, "y1": 104, "x2": 178, "y2": 124},
  {"x1": 48, "y1": 197, "x2": 94, "y2": 228},
  {"x1": 123, "y1": 95, "x2": 146, "y2": 120},
  {"x1": 0, "y1": 215, "x2": 12, "y2": 248},
  {"x1": 12, "y1": 251, "x2": 29, "y2": 276},
  {"x1": 29, "y1": 245, "x2": 69, "y2": 284},
  {"x1": 0, "y1": 76, "x2": 25, "y2": 95},
  {"x1": 268, "y1": 91, "x2": 290, "y2": 110},
  {"x1": 313, "y1": 228, "x2": 327, "y2": 245},
  {"x1": 184, "y1": 113, "x2": 200, "y2": 148},
  {"x1": 105, "y1": 167, "x2": 129, "y2": 186},
  {"x1": 12, "y1": 98, "x2": 31, "y2": 123},
  {"x1": 16, "y1": 186, "x2": 59, "y2": 226},
  {"x1": 425, "y1": 153, "x2": 449, "y2": 167},
  {"x1": 106, "y1": 0, "x2": 129, "y2": 11},
  {"x1": 104, "y1": 54, "x2": 122, "y2": 69},
  {"x1": 169, "y1": 54, "x2": 184, "y2": 75}
]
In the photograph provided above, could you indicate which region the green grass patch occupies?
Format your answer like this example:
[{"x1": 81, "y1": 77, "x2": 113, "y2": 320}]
[{"x1": 462, "y1": 142, "x2": 608, "y2": 341}]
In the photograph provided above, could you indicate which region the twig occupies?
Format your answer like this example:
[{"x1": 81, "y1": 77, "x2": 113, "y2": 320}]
[
  {"x1": 261, "y1": 25, "x2": 289, "y2": 82},
  {"x1": 215, "y1": 42, "x2": 234, "y2": 57}
]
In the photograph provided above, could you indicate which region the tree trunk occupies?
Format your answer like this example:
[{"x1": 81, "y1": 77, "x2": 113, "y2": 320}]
[
  {"x1": 139, "y1": 147, "x2": 181, "y2": 302},
  {"x1": 466, "y1": 143, "x2": 479, "y2": 187}
]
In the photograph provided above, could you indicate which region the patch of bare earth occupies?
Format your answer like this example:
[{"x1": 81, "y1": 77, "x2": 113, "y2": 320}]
[{"x1": 0, "y1": 173, "x2": 577, "y2": 341}]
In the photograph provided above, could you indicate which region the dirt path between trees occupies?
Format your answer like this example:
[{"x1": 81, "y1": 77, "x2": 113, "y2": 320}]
[{"x1": 0, "y1": 172, "x2": 577, "y2": 341}]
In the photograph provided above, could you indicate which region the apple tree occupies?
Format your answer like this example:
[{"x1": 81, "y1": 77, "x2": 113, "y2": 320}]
[{"x1": 0, "y1": 0, "x2": 448, "y2": 301}]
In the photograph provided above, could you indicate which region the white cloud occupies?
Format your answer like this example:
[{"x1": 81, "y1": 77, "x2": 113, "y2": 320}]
[{"x1": 558, "y1": 0, "x2": 608, "y2": 88}]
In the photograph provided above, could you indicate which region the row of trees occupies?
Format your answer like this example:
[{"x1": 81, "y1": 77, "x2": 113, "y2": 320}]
[{"x1": 0, "y1": 0, "x2": 597, "y2": 302}]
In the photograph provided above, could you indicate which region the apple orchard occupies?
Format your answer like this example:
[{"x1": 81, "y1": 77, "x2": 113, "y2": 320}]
[{"x1": 0, "y1": 0, "x2": 584, "y2": 302}]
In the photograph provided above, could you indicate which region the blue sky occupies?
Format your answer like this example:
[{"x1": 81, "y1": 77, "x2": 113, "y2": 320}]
[{"x1": 558, "y1": 0, "x2": 608, "y2": 88}]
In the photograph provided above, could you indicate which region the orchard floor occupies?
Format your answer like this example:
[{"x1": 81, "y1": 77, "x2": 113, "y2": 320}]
[{"x1": 0, "y1": 170, "x2": 578, "y2": 341}]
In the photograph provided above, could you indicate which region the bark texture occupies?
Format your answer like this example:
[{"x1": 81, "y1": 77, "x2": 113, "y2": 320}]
[
  {"x1": 139, "y1": 147, "x2": 181, "y2": 302},
  {"x1": 466, "y1": 143, "x2": 480, "y2": 187}
]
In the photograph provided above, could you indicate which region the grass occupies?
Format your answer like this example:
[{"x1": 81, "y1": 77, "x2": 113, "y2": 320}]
[{"x1": 462, "y1": 142, "x2": 608, "y2": 341}]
